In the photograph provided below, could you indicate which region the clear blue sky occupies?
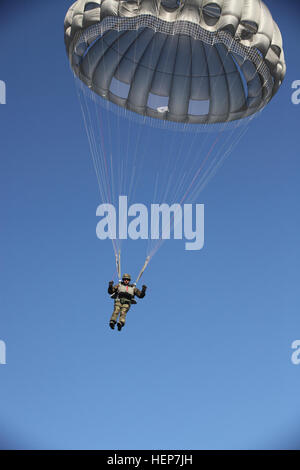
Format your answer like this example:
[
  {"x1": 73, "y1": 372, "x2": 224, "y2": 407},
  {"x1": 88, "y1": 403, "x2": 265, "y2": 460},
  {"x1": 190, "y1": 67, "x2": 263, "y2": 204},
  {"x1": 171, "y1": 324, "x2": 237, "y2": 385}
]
[{"x1": 0, "y1": 0, "x2": 300, "y2": 450}]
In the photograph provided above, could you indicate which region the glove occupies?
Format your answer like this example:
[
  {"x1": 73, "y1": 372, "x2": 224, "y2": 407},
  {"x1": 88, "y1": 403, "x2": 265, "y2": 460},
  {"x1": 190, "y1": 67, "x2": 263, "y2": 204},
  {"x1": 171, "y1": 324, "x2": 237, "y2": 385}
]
[{"x1": 142, "y1": 285, "x2": 147, "y2": 291}]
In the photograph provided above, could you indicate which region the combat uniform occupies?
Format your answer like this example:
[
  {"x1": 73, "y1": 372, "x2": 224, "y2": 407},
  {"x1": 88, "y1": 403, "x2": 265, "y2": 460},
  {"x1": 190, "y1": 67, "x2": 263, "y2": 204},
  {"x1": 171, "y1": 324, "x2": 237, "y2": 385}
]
[{"x1": 108, "y1": 278, "x2": 146, "y2": 329}]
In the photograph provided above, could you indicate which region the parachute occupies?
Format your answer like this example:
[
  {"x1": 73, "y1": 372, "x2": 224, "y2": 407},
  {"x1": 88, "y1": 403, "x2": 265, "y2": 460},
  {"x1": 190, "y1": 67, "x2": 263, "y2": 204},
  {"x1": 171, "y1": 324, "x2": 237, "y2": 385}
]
[{"x1": 64, "y1": 0, "x2": 286, "y2": 277}]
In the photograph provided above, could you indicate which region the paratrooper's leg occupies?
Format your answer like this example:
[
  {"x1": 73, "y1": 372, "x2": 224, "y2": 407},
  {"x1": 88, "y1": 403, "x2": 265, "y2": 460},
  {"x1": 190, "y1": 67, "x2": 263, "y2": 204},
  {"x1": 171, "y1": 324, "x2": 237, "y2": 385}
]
[
  {"x1": 110, "y1": 301, "x2": 121, "y2": 329},
  {"x1": 117, "y1": 304, "x2": 131, "y2": 330}
]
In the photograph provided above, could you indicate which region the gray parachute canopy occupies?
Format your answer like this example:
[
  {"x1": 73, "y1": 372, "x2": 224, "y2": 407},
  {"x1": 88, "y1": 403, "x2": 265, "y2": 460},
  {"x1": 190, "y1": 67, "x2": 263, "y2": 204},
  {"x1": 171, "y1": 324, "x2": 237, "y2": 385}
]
[{"x1": 64, "y1": 0, "x2": 286, "y2": 124}]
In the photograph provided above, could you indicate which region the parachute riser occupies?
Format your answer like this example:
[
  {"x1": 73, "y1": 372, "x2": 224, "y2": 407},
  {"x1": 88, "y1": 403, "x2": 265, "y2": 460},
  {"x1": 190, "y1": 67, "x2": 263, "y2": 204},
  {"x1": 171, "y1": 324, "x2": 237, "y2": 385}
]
[
  {"x1": 111, "y1": 254, "x2": 150, "y2": 297},
  {"x1": 134, "y1": 256, "x2": 150, "y2": 286}
]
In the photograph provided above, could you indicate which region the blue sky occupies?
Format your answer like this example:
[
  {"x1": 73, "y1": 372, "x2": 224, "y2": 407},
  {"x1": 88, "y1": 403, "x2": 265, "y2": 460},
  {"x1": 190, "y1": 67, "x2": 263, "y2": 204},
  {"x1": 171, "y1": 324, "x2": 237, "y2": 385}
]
[{"x1": 0, "y1": 0, "x2": 300, "y2": 450}]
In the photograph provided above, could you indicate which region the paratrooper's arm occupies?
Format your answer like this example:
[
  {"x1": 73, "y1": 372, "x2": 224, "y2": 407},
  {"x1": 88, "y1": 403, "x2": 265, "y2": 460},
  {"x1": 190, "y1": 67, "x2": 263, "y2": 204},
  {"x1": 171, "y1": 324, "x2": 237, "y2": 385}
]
[
  {"x1": 134, "y1": 285, "x2": 147, "y2": 299},
  {"x1": 108, "y1": 281, "x2": 118, "y2": 295}
]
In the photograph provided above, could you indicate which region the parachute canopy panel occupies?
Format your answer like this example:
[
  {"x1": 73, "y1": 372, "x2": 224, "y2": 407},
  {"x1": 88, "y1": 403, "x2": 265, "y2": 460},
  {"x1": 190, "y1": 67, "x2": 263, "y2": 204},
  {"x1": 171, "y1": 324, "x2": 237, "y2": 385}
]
[{"x1": 64, "y1": 0, "x2": 286, "y2": 124}]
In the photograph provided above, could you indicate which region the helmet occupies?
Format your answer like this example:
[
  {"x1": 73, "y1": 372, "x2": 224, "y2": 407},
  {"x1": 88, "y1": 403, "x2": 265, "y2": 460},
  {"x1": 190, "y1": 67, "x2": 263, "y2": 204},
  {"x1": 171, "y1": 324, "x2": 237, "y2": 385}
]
[{"x1": 122, "y1": 273, "x2": 131, "y2": 281}]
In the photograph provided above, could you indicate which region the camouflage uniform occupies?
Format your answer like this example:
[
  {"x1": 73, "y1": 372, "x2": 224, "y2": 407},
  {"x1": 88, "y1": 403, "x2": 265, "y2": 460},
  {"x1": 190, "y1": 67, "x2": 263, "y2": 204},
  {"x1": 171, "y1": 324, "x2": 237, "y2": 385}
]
[{"x1": 108, "y1": 279, "x2": 147, "y2": 329}]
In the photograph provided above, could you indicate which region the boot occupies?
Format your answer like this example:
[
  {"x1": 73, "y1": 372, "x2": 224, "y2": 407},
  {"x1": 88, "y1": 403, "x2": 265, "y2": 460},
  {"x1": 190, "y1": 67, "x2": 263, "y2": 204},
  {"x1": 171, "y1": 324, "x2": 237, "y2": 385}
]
[
  {"x1": 109, "y1": 320, "x2": 116, "y2": 330},
  {"x1": 117, "y1": 322, "x2": 124, "y2": 331}
]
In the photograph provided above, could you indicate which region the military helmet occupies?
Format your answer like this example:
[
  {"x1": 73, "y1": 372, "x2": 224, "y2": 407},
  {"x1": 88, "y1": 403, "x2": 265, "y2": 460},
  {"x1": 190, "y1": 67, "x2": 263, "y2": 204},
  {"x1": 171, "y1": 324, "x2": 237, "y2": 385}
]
[{"x1": 122, "y1": 273, "x2": 131, "y2": 281}]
